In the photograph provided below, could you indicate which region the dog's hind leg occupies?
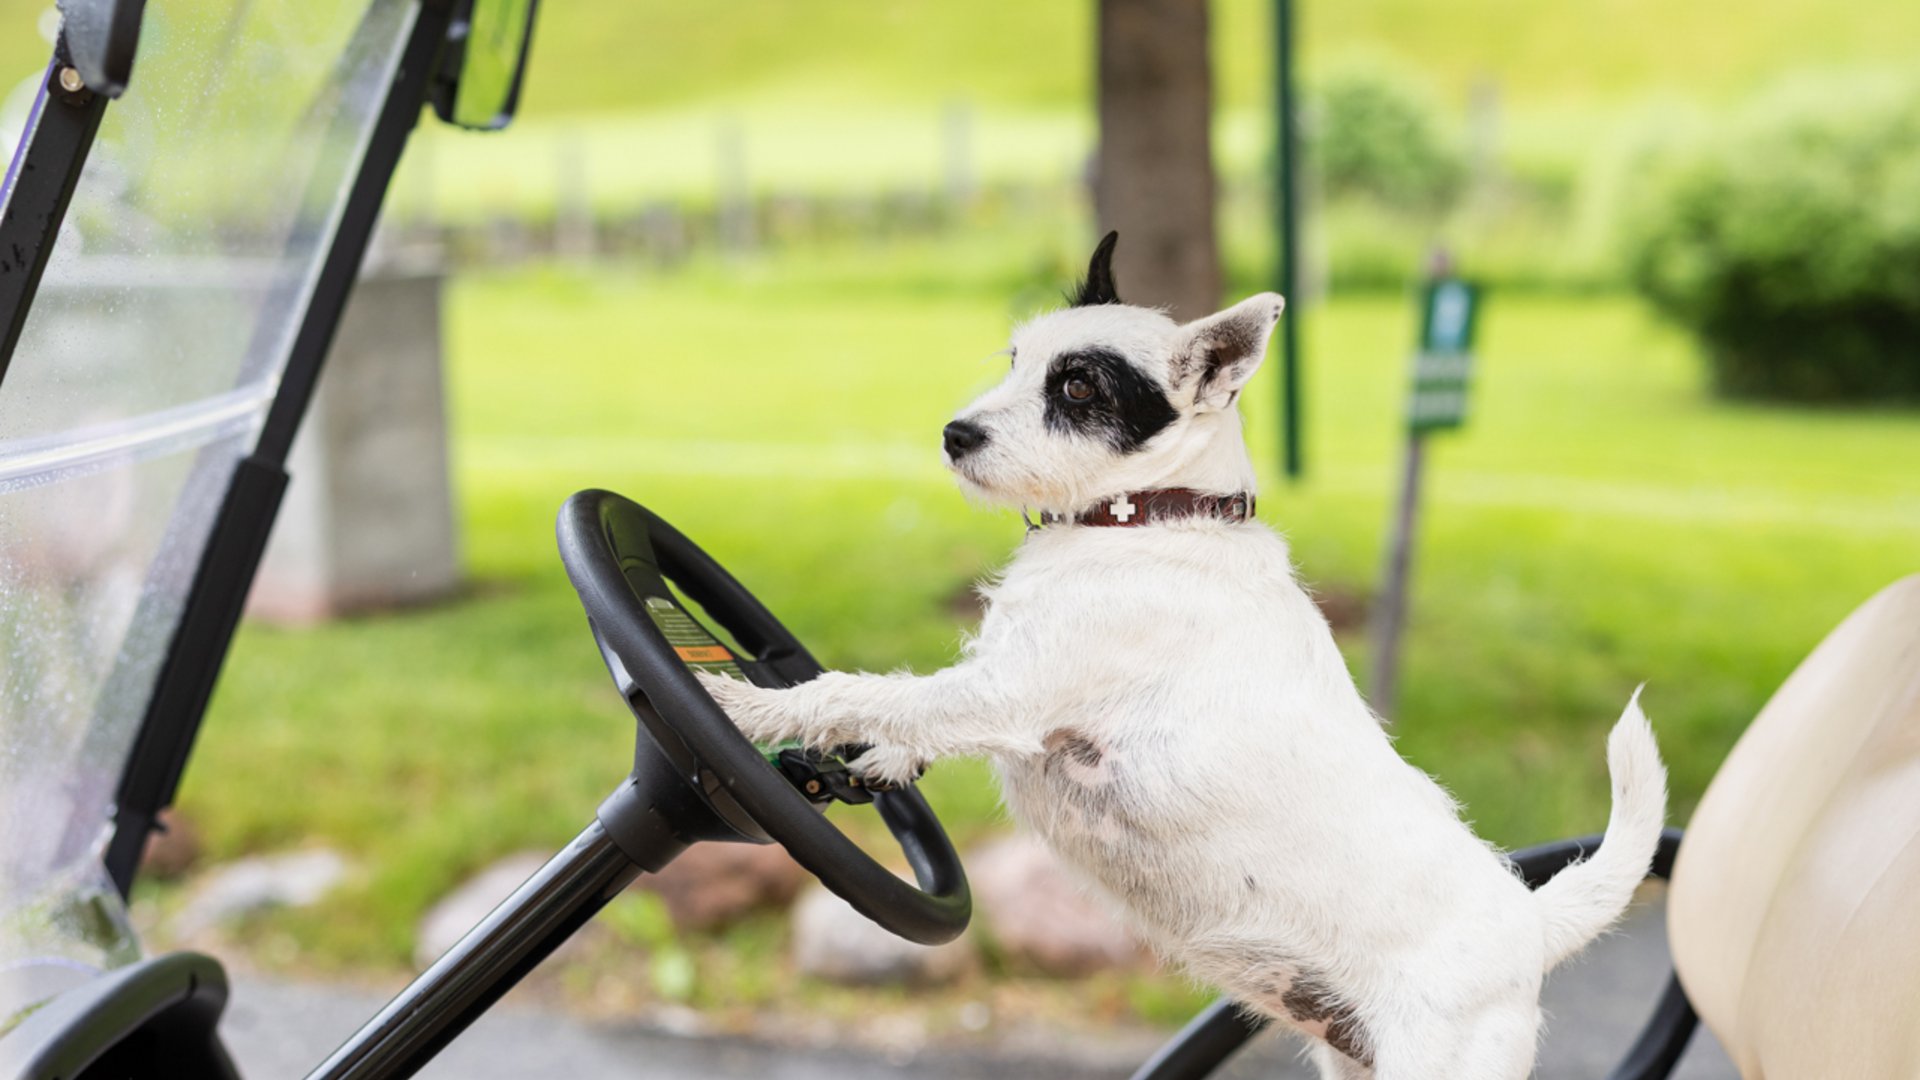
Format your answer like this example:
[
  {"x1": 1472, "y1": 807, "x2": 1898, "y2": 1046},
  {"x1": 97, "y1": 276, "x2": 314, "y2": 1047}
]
[{"x1": 1368, "y1": 1003, "x2": 1538, "y2": 1080}]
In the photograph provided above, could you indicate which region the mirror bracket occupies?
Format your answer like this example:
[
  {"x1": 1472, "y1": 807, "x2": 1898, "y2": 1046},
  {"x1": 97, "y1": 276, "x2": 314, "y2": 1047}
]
[
  {"x1": 54, "y1": 0, "x2": 148, "y2": 98},
  {"x1": 430, "y1": 0, "x2": 540, "y2": 131}
]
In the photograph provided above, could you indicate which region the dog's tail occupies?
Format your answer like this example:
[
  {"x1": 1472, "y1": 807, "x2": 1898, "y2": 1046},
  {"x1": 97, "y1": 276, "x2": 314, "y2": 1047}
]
[{"x1": 1532, "y1": 687, "x2": 1667, "y2": 970}]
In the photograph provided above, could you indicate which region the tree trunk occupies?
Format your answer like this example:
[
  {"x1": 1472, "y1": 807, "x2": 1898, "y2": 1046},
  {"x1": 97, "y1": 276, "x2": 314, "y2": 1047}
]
[{"x1": 1094, "y1": 0, "x2": 1221, "y2": 321}]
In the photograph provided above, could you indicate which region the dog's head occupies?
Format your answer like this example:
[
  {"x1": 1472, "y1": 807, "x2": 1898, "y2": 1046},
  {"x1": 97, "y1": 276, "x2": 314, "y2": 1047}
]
[{"x1": 943, "y1": 232, "x2": 1285, "y2": 513}]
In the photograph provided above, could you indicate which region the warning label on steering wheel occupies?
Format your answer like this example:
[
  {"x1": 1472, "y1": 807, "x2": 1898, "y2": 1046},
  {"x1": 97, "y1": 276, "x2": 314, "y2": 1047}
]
[{"x1": 644, "y1": 596, "x2": 749, "y2": 681}]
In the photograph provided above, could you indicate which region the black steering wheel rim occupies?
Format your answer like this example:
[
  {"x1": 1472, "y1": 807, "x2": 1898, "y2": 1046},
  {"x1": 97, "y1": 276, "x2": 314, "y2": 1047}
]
[{"x1": 557, "y1": 489, "x2": 970, "y2": 946}]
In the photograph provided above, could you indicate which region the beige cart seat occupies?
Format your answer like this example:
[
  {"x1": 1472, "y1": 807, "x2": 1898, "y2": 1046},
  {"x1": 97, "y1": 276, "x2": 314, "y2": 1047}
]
[{"x1": 1667, "y1": 575, "x2": 1920, "y2": 1079}]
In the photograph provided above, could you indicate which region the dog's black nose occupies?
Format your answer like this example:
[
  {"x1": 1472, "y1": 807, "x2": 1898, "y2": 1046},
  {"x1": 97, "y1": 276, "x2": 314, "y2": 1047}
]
[{"x1": 943, "y1": 419, "x2": 988, "y2": 459}]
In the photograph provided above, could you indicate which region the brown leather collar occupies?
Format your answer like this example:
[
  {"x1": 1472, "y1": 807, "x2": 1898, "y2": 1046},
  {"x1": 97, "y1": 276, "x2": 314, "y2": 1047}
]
[{"x1": 1035, "y1": 488, "x2": 1256, "y2": 530}]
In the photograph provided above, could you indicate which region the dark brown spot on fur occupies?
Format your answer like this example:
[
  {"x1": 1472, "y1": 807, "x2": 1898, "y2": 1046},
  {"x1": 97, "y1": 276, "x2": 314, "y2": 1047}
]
[
  {"x1": 1065, "y1": 734, "x2": 1102, "y2": 767},
  {"x1": 1044, "y1": 728, "x2": 1103, "y2": 767},
  {"x1": 1282, "y1": 972, "x2": 1371, "y2": 1067}
]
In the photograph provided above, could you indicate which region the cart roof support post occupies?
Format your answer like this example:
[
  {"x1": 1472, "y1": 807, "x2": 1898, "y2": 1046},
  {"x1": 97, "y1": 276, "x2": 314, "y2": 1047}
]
[{"x1": 0, "y1": 44, "x2": 110, "y2": 393}]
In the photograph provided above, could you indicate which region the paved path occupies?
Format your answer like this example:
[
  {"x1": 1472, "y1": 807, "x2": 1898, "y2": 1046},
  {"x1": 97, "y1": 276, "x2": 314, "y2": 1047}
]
[{"x1": 223, "y1": 894, "x2": 1737, "y2": 1079}]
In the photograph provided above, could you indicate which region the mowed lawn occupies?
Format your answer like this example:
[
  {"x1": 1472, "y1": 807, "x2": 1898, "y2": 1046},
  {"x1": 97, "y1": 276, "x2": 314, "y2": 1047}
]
[{"x1": 177, "y1": 240, "x2": 1920, "y2": 991}]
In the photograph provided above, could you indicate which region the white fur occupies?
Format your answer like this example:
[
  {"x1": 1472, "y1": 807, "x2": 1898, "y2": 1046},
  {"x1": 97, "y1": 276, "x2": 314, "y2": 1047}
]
[{"x1": 701, "y1": 291, "x2": 1666, "y2": 1078}]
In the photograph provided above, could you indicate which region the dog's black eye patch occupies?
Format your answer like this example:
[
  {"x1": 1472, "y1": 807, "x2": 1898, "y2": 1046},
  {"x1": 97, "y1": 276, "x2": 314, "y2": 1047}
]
[{"x1": 1044, "y1": 347, "x2": 1177, "y2": 454}]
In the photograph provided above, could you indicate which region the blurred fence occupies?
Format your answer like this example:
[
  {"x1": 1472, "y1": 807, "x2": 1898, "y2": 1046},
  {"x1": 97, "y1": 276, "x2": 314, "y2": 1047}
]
[
  {"x1": 364, "y1": 95, "x2": 1622, "y2": 294},
  {"x1": 372, "y1": 102, "x2": 1099, "y2": 269},
  {"x1": 375, "y1": 178, "x2": 1075, "y2": 269}
]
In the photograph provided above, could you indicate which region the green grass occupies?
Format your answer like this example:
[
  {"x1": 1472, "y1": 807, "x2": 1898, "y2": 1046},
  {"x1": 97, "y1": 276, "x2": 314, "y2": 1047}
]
[{"x1": 167, "y1": 234, "x2": 1920, "y2": 1018}]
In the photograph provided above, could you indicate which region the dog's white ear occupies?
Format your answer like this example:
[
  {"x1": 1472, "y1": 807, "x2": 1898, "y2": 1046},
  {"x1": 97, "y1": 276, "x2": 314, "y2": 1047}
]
[{"x1": 1176, "y1": 293, "x2": 1285, "y2": 410}]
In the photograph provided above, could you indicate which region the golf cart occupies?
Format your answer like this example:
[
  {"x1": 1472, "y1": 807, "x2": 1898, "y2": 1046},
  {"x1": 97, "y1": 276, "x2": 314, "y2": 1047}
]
[{"x1": 3, "y1": 2, "x2": 1916, "y2": 1078}]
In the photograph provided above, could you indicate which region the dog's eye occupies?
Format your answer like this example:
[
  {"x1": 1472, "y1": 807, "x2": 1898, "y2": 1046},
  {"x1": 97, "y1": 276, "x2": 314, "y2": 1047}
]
[{"x1": 1063, "y1": 376, "x2": 1094, "y2": 402}]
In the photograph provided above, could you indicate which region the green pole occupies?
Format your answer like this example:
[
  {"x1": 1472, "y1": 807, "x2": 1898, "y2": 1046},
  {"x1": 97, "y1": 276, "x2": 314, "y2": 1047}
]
[{"x1": 1274, "y1": 0, "x2": 1302, "y2": 479}]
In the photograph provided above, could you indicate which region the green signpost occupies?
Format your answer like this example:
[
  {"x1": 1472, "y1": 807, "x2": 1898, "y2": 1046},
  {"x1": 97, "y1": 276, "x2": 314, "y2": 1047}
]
[
  {"x1": 1370, "y1": 259, "x2": 1480, "y2": 719},
  {"x1": 1408, "y1": 278, "x2": 1480, "y2": 432}
]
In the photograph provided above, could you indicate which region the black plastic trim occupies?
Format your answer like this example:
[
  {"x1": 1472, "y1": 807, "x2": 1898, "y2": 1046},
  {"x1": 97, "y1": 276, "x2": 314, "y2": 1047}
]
[
  {"x1": 0, "y1": 42, "x2": 108, "y2": 394},
  {"x1": 53, "y1": 0, "x2": 150, "y2": 96},
  {"x1": 594, "y1": 751, "x2": 703, "y2": 872},
  {"x1": 102, "y1": 456, "x2": 287, "y2": 892},
  {"x1": 1126, "y1": 998, "x2": 1266, "y2": 1080},
  {"x1": 0, "y1": 952, "x2": 236, "y2": 1080},
  {"x1": 1605, "y1": 973, "x2": 1699, "y2": 1080}
]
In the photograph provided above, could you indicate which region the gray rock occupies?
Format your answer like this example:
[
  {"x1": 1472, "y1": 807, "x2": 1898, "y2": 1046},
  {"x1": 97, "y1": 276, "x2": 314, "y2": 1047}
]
[
  {"x1": 638, "y1": 842, "x2": 807, "y2": 932},
  {"x1": 967, "y1": 833, "x2": 1146, "y2": 977},
  {"x1": 414, "y1": 852, "x2": 551, "y2": 969},
  {"x1": 173, "y1": 849, "x2": 348, "y2": 938},
  {"x1": 139, "y1": 808, "x2": 202, "y2": 880},
  {"x1": 791, "y1": 885, "x2": 975, "y2": 987}
]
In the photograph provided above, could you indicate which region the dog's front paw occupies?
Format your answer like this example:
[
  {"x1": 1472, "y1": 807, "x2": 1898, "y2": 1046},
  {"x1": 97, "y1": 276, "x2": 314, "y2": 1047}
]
[
  {"x1": 845, "y1": 743, "x2": 927, "y2": 789},
  {"x1": 694, "y1": 670, "x2": 795, "y2": 744}
]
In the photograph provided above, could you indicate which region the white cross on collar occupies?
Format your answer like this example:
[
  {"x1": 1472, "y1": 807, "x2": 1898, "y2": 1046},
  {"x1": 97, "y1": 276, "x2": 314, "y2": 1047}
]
[{"x1": 1108, "y1": 495, "x2": 1137, "y2": 522}]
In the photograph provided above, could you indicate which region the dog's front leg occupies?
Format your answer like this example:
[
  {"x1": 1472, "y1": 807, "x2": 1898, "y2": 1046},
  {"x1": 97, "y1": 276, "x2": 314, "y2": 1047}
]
[{"x1": 696, "y1": 665, "x2": 1036, "y2": 785}]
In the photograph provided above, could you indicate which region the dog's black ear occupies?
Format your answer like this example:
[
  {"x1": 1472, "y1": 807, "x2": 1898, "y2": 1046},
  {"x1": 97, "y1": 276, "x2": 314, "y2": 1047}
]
[{"x1": 1069, "y1": 231, "x2": 1122, "y2": 307}]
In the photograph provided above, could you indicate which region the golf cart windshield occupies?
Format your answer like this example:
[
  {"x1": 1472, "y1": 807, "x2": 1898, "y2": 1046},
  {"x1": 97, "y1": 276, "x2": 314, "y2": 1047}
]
[{"x1": 1, "y1": 0, "x2": 419, "y2": 984}]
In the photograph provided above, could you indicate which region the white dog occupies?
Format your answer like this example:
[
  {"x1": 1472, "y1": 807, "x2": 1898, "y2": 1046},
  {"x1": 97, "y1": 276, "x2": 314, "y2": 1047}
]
[{"x1": 701, "y1": 232, "x2": 1667, "y2": 1078}]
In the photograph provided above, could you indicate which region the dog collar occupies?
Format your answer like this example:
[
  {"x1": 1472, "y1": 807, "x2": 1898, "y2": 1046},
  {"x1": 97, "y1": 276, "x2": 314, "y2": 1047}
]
[{"x1": 1032, "y1": 488, "x2": 1256, "y2": 530}]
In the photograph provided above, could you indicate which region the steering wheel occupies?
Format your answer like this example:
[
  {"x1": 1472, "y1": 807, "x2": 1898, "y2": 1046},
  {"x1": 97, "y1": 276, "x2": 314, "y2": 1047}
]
[{"x1": 556, "y1": 489, "x2": 971, "y2": 946}]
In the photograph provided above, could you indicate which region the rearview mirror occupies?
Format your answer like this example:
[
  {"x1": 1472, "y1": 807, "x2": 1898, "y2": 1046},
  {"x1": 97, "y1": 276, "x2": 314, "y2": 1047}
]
[{"x1": 431, "y1": 0, "x2": 540, "y2": 131}]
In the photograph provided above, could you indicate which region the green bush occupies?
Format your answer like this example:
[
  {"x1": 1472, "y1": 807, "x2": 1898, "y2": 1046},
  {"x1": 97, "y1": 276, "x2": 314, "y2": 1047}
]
[
  {"x1": 1309, "y1": 59, "x2": 1465, "y2": 213},
  {"x1": 1623, "y1": 76, "x2": 1920, "y2": 402}
]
